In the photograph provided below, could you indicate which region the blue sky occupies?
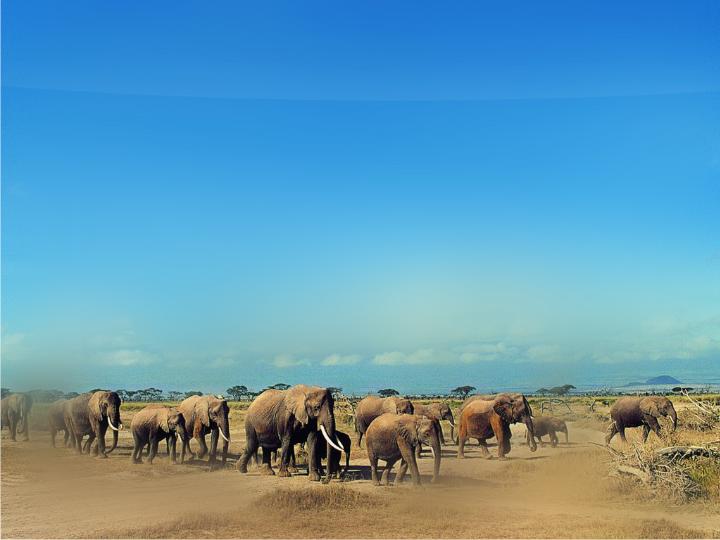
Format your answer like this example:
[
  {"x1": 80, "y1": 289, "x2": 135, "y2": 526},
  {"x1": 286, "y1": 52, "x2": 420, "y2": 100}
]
[{"x1": 2, "y1": 1, "x2": 719, "y2": 394}]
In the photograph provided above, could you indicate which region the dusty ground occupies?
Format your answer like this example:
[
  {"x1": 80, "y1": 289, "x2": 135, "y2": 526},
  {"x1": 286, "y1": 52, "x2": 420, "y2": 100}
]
[{"x1": 2, "y1": 404, "x2": 719, "y2": 539}]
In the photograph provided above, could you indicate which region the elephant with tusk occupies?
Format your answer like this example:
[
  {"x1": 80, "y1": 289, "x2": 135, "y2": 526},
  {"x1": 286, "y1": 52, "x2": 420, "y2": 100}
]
[
  {"x1": 64, "y1": 391, "x2": 123, "y2": 457},
  {"x1": 457, "y1": 395, "x2": 518, "y2": 460},
  {"x1": 236, "y1": 385, "x2": 344, "y2": 482},
  {"x1": 1, "y1": 392, "x2": 33, "y2": 442},
  {"x1": 365, "y1": 413, "x2": 441, "y2": 486},
  {"x1": 606, "y1": 396, "x2": 677, "y2": 445},
  {"x1": 178, "y1": 395, "x2": 230, "y2": 469}
]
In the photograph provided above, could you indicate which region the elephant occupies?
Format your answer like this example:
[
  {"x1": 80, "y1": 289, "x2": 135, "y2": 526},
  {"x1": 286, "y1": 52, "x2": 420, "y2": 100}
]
[
  {"x1": 365, "y1": 413, "x2": 441, "y2": 486},
  {"x1": 316, "y1": 430, "x2": 352, "y2": 479},
  {"x1": 457, "y1": 395, "x2": 517, "y2": 459},
  {"x1": 412, "y1": 402, "x2": 455, "y2": 455},
  {"x1": 1, "y1": 393, "x2": 33, "y2": 441},
  {"x1": 454, "y1": 393, "x2": 536, "y2": 451},
  {"x1": 605, "y1": 396, "x2": 677, "y2": 444},
  {"x1": 355, "y1": 395, "x2": 414, "y2": 448},
  {"x1": 236, "y1": 385, "x2": 345, "y2": 482},
  {"x1": 530, "y1": 416, "x2": 568, "y2": 447},
  {"x1": 48, "y1": 399, "x2": 71, "y2": 447},
  {"x1": 64, "y1": 391, "x2": 123, "y2": 457},
  {"x1": 177, "y1": 395, "x2": 230, "y2": 468},
  {"x1": 131, "y1": 405, "x2": 189, "y2": 464}
]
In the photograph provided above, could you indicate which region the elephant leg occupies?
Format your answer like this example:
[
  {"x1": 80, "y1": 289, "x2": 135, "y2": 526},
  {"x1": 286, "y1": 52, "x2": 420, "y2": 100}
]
[
  {"x1": 357, "y1": 431, "x2": 363, "y2": 449},
  {"x1": 381, "y1": 458, "x2": 397, "y2": 486},
  {"x1": 85, "y1": 433, "x2": 96, "y2": 454},
  {"x1": 96, "y1": 423, "x2": 108, "y2": 457},
  {"x1": 436, "y1": 420, "x2": 446, "y2": 445},
  {"x1": 642, "y1": 424, "x2": 650, "y2": 442},
  {"x1": 64, "y1": 429, "x2": 71, "y2": 447},
  {"x1": 307, "y1": 431, "x2": 321, "y2": 482},
  {"x1": 170, "y1": 434, "x2": 178, "y2": 463},
  {"x1": 131, "y1": 432, "x2": 144, "y2": 463},
  {"x1": 50, "y1": 427, "x2": 57, "y2": 448},
  {"x1": 605, "y1": 422, "x2": 618, "y2": 445},
  {"x1": 196, "y1": 432, "x2": 208, "y2": 459},
  {"x1": 368, "y1": 448, "x2": 380, "y2": 485},
  {"x1": 457, "y1": 435, "x2": 467, "y2": 458},
  {"x1": 646, "y1": 417, "x2": 661, "y2": 439},
  {"x1": 237, "y1": 427, "x2": 258, "y2": 474},
  {"x1": 9, "y1": 415, "x2": 17, "y2": 441},
  {"x1": 550, "y1": 432, "x2": 558, "y2": 447},
  {"x1": 564, "y1": 429, "x2": 569, "y2": 444},
  {"x1": 208, "y1": 428, "x2": 219, "y2": 468},
  {"x1": 277, "y1": 435, "x2": 293, "y2": 477},
  {"x1": 395, "y1": 459, "x2": 409, "y2": 484},
  {"x1": 478, "y1": 439, "x2": 491, "y2": 458},
  {"x1": 415, "y1": 441, "x2": 422, "y2": 459},
  {"x1": 398, "y1": 441, "x2": 421, "y2": 485},
  {"x1": 259, "y1": 446, "x2": 275, "y2": 475},
  {"x1": 149, "y1": 436, "x2": 160, "y2": 464},
  {"x1": 618, "y1": 426, "x2": 628, "y2": 443}
]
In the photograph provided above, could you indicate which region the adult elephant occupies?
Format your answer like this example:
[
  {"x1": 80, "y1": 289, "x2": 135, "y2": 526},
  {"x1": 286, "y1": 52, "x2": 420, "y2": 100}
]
[
  {"x1": 1, "y1": 393, "x2": 33, "y2": 441},
  {"x1": 605, "y1": 396, "x2": 677, "y2": 444},
  {"x1": 48, "y1": 398, "x2": 70, "y2": 447},
  {"x1": 413, "y1": 402, "x2": 455, "y2": 449},
  {"x1": 236, "y1": 385, "x2": 344, "y2": 482},
  {"x1": 64, "y1": 391, "x2": 123, "y2": 457},
  {"x1": 454, "y1": 393, "x2": 536, "y2": 449},
  {"x1": 355, "y1": 395, "x2": 414, "y2": 447},
  {"x1": 365, "y1": 413, "x2": 441, "y2": 486},
  {"x1": 131, "y1": 405, "x2": 188, "y2": 464},
  {"x1": 178, "y1": 395, "x2": 230, "y2": 468},
  {"x1": 457, "y1": 395, "x2": 515, "y2": 459}
]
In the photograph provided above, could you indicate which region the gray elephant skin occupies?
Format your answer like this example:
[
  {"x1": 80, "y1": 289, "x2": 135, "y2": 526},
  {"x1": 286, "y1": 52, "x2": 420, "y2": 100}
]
[
  {"x1": 48, "y1": 398, "x2": 70, "y2": 447},
  {"x1": 178, "y1": 395, "x2": 230, "y2": 468},
  {"x1": 365, "y1": 413, "x2": 441, "y2": 486},
  {"x1": 531, "y1": 416, "x2": 568, "y2": 446},
  {"x1": 1, "y1": 393, "x2": 33, "y2": 441},
  {"x1": 606, "y1": 396, "x2": 677, "y2": 444},
  {"x1": 355, "y1": 395, "x2": 414, "y2": 447},
  {"x1": 236, "y1": 385, "x2": 345, "y2": 482},
  {"x1": 131, "y1": 405, "x2": 189, "y2": 464},
  {"x1": 64, "y1": 391, "x2": 123, "y2": 457}
]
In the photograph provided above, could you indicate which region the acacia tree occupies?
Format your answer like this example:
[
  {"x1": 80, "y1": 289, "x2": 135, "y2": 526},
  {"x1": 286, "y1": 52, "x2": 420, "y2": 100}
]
[
  {"x1": 548, "y1": 384, "x2": 576, "y2": 396},
  {"x1": 451, "y1": 386, "x2": 476, "y2": 399},
  {"x1": 269, "y1": 383, "x2": 290, "y2": 391},
  {"x1": 226, "y1": 385, "x2": 249, "y2": 400},
  {"x1": 378, "y1": 388, "x2": 399, "y2": 397}
]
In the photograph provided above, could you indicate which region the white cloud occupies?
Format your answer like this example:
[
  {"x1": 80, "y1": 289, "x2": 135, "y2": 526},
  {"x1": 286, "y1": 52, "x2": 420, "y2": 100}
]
[
  {"x1": 209, "y1": 357, "x2": 237, "y2": 368},
  {"x1": 101, "y1": 349, "x2": 160, "y2": 366},
  {"x1": 373, "y1": 348, "x2": 454, "y2": 365},
  {"x1": 321, "y1": 354, "x2": 361, "y2": 366},
  {"x1": 273, "y1": 354, "x2": 311, "y2": 368}
]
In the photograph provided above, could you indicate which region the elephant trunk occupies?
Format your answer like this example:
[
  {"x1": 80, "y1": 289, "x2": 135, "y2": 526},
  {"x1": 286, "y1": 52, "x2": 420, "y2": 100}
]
[
  {"x1": 430, "y1": 435, "x2": 441, "y2": 482},
  {"x1": 107, "y1": 427, "x2": 119, "y2": 454},
  {"x1": 177, "y1": 424, "x2": 188, "y2": 463},
  {"x1": 524, "y1": 416, "x2": 537, "y2": 452}
]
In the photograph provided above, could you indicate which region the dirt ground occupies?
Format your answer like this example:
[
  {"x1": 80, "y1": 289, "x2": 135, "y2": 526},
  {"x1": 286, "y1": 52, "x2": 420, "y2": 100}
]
[{"x1": 2, "y1": 406, "x2": 719, "y2": 539}]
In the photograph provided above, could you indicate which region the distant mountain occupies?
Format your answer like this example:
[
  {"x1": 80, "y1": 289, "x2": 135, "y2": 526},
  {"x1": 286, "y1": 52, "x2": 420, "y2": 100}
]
[
  {"x1": 645, "y1": 375, "x2": 681, "y2": 385},
  {"x1": 623, "y1": 375, "x2": 682, "y2": 387}
]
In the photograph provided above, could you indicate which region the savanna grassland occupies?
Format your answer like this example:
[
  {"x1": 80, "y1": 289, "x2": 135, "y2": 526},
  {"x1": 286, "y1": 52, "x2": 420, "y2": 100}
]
[{"x1": 2, "y1": 395, "x2": 719, "y2": 538}]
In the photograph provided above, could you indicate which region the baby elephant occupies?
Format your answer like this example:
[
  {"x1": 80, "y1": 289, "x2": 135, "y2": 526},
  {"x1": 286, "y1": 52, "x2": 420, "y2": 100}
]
[
  {"x1": 530, "y1": 416, "x2": 568, "y2": 447},
  {"x1": 366, "y1": 413, "x2": 441, "y2": 486},
  {"x1": 317, "y1": 430, "x2": 352, "y2": 479},
  {"x1": 131, "y1": 406, "x2": 188, "y2": 464}
]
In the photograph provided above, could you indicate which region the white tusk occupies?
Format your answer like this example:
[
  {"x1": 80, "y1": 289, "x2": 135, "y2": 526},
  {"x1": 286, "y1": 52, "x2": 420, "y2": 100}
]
[
  {"x1": 335, "y1": 435, "x2": 344, "y2": 450},
  {"x1": 430, "y1": 446, "x2": 436, "y2": 458},
  {"x1": 320, "y1": 425, "x2": 344, "y2": 453},
  {"x1": 218, "y1": 428, "x2": 230, "y2": 443},
  {"x1": 107, "y1": 416, "x2": 119, "y2": 431}
]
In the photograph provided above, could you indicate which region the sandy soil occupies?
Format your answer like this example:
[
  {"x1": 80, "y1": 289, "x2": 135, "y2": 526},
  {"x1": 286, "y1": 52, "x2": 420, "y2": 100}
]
[{"x1": 2, "y1": 411, "x2": 719, "y2": 539}]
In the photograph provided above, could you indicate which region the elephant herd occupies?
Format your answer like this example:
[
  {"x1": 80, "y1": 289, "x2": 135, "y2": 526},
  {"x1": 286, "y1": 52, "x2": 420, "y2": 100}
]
[{"x1": 1, "y1": 387, "x2": 679, "y2": 487}]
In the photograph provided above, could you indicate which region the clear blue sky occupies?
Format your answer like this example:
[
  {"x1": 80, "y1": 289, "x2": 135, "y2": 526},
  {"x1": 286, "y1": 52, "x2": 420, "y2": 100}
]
[{"x1": 2, "y1": 1, "x2": 719, "y2": 394}]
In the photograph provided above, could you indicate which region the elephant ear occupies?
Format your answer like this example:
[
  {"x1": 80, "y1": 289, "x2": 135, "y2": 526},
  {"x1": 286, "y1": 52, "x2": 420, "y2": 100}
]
[
  {"x1": 287, "y1": 387, "x2": 309, "y2": 426},
  {"x1": 398, "y1": 418, "x2": 419, "y2": 446},
  {"x1": 88, "y1": 392, "x2": 103, "y2": 420},
  {"x1": 197, "y1": 398, "x2": 210, "y2": 427},
  {"x1": 640, "y1": 397, "x2": 660, "y2": 417},
  {"x1": 161, "y1": 409, "x2": 170, "y2": 432},
  {"x1": 494, "y1": 398, "x2": 513, "y2": 422}
]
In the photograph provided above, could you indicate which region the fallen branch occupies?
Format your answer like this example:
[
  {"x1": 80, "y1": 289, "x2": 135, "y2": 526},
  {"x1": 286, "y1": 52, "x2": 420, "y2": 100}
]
[
  {"x1": 613, "y1": 465, "x2": 651, "y2": 483},
  {"x1": 655, "y1": 446, "x2": 720, "y2": 460}
]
